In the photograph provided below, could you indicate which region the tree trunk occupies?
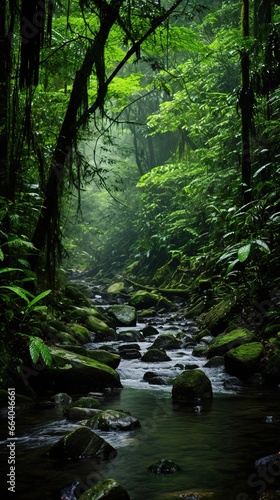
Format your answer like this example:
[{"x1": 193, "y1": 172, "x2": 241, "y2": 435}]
[
  {"x1": 0, "y1": 0, "x2": 10, "y2": 200},
  {"x1": 240, "y1": 0, "x2": 253, "y2": 204},
  {"x1": 30, "y1": 0, "x2": 185, "y2": 274},
  {"x1": 30, "y1": 1, "x2": 125, "y2": 273}
]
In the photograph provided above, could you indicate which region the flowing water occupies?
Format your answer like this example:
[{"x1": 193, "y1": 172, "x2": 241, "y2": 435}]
[{"x1": 1, "y1": 302, "x2": 280, "y2": 499}]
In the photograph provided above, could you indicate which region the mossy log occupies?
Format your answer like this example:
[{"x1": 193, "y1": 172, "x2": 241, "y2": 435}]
[{"x1": 123, "y1": 277, "x2": 189, "y2": 296}]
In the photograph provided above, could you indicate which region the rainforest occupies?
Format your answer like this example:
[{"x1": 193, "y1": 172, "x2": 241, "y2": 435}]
[{"x1": 1, "y1": 1, "x2": 280, "y2": 499}]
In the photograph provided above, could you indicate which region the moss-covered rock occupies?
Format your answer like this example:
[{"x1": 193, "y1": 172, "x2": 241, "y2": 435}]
[
  {"x1": 54, "y1": 331, "x2": 79, "y2": 345},
  {"x1": 141, "y1": 348, "x2": 171, "y2": 362},
  {"x1": 150, "y1": 334, "x2": 181, "y2": 350},
  {"x1": 129, "y1": 290, "x2": 175, "y2": 311},
  {"x1": 172, "y1": 369, "x2": 213, "y2": 402},
  {"x1": 79, "y1": 478, "x2": 130, "y2": 500},
  {"x1": 67, "y1": 307, "x2": 116, "y2": 340},
  {"x1": 264, "y1": 324, "x2": 280, "y2": 339},
  {"x1": 36, "y1": 347, "x2": 122, "y2": 392},
  {"x1": 107, "y1": 282, "x2": 126, "y2": 294},
  {"x1": 64, "y1": 407, "x2": 101, "y2": 421},
  {"x1": 65, "y1": 284, "x2": 92, "y2": 306},
  {"x1": 87, "y1": 409, "x2": 141, "y2": 431},
  {"x1": 186, "y1": 299, "x2": 205, "y2": 318},
  {"x1": 199, "y1": 298, "x2": 236, "y2": 335},
  {"x1": 86, "y1": 316, "x2": 117, "y2": 341},
  {"x1": 224, "y1": 342, "x2": 264, "y2": 379},
  {"x1": 207, "y1": 328, "x2": 256, "y2": 358},
  {"x1": 108, "y1": 305, "x2": 137, "y2": 326},
  {"x1": 67, "y1": 396, "x2": 101, "y2": 409},
  {"x1": 129, "y1": 290, "x2": 159, "y2": 309},
  {"x1": 48, "y1": 427, "x2": 116, "y2": 460},
  {"x1": 192, "y1": 346, "x2": 208, "y2": 358},
  {"x1": 68, "y1": 324, "x2": 91, "y2": 344},
  {"x1": 57, "y1": 346, "x2": 120, "y2": 369}
]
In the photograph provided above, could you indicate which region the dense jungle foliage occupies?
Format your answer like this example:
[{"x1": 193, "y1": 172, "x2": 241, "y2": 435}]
[{"x1": 1, "y1": 0, "x2": 280, "y2": 386}]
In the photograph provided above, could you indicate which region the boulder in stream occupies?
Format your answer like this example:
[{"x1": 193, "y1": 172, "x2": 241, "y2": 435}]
[
  {"x1": 142, "y1": 324, "x2": 159, "y2": 337},
  {"x1": 172, "y1": 369, "x2": 213, "y2": 402},
  {"x1": 59, "y1": 347, "x2": 121, "y2": 369},
  {"x1": 37, "y1": 347, "x2": 122, "y2": 392},
  {"x1": 79, "y1": 478, "x2": 130, "y2": 500},
  {"x1": 108, "y1": 304, "x2": 137, "y2": 326},
  {"x1": 207, "y1": 328, "x2": 256, "y2": 358},
  {"x1": 141, "y1": 348, "x2": 171, "y2": 362},
  {"x1": 150, "y1": 333, "x2": 181, "y2": 350},
  {"x1": 118, "y1": 343, "x2": 141, "y2": 359},
  {"x1": 118, "y1": 330, "x2": 144, "y2": 342},
  {"x1": 224, "y1": 341, "x2": 264, "y2": 379},
  {"x1": 48, "y1": 426, "x2": 117, "y2": 460},
  {"x1": 87, "y1": 409, "x2": 141, "y2": 431}
]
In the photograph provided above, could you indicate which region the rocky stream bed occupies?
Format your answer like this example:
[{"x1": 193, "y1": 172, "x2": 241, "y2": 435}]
[{"x1": 1, "y1": 278, "x2": 280, "y2": 500}]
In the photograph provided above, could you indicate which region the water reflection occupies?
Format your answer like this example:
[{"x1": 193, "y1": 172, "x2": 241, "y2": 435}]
[{"x1": 1, "y1": 387, "x2": 279, "y2": 499}]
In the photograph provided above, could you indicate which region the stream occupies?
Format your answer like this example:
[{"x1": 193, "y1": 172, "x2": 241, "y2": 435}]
[{"x1": 1, "y1": 291, "x2": 280, "y2": 500}]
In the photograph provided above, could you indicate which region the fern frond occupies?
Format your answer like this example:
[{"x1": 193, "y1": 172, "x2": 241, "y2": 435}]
[{"x1": 29, "y1": 337, "x2": 52, "y2": 367}]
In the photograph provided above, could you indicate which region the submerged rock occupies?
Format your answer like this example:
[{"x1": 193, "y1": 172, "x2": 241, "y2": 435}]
[
  {"x1": 79, "y1": 478, "x2": 130, "y2": 500},
  {"x1": 148, "y1": 458, "x2": 181, "y2": 474},
  {"x1": 87, "y1": 409, "x2": 141, "y2": 431},
  {"x1": 172, "y1": 369, "x2": 213, "y2": 402},
  {"x1": 48, "y1": 427, "x2": 117, "y2": 460}
]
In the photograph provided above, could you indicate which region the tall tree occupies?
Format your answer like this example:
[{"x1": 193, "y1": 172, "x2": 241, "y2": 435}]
[
  {"x1": 239, "y1": 0, "x2": 253, "y2": 204},
  {"x1": 28, "y1": 0, "x2": 192, "y2": 277}
]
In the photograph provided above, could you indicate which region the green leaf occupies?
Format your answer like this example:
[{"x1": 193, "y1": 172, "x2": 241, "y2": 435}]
[
  {"x1": 27, "y1": 289, "x2": 51, "y2": 308},
  {"x1": 0, "y1": 267, "x2": 26, "y2": 274},
  {"x1": 0, "y1": 249, "x2": 4, "y2": 261},
  {"x1": 0, "y1": 286, "x2": 30, "y2": 303},
  {"x1": 254, "y1": 239, "x2": 270, "y2": 253},
  {"x1": 237, "y1": 243, "x2": 251, "y2": 263},
  {"x1": 29, "y1": 337, "x2": 52, "y2": 367},
  {"x1": 226, "y1": 258, "x2": 239, "y2": 275}
]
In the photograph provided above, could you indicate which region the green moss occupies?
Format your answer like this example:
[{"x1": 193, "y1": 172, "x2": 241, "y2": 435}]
[
  {"x1": 69, "y1": 324, "x2": 91, "y2": 343},
  {"x1": 107, "y1": 282, "x2": 125, "y2": 294},
  {"x1": 224, "y1": 342, "x2": 264, "y2": 379},
  {"x1": 207, "y1": 328, "x2": 256, "y2": 358},
  {"x1": 54, "y1": 331, "x2": 79, "y2": 345},
  {"x1": 67, "y1": 397, "x2": 101, "y2": 409},
  {"x1": 172, "y1": 369, "x2": 213, "y2": 401},
  {"x1": 79, "y1": 478, "x2": 130, "y2": 500},
  {"x1": 200, "y1": 298, "x2": 236, "y2": 334}
]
